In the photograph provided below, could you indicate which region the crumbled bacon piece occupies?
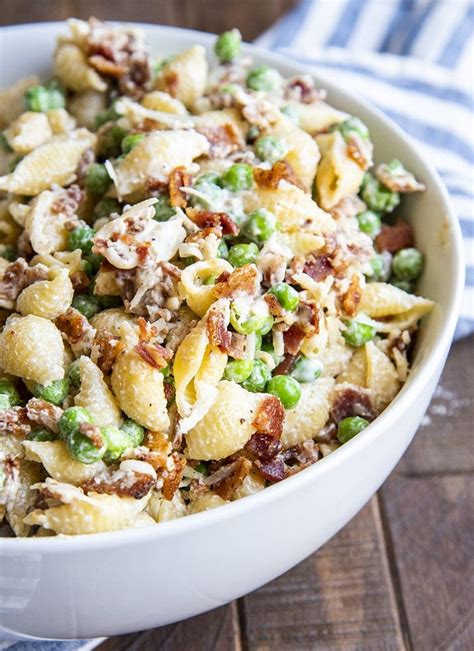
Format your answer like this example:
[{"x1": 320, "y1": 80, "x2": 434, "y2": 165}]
[
  {"x1": 197, "y1": 123, "x2": 244, "y2": 159},
  {"x1": 375, "y1": 220, "x2": 414, "y2": 253},
  {"x1": 93, "y1": 332, "x2": 125, "y2": 374},
  {"x1": 346, "y1": 135, "x2": 373, "y2": 171},
  {"x1": 213, "y1": 457, "x2": 252, "y2": 500},
  {"x1": 70, "y1": 270, "x2": 91, "y2": 292},
  {"x1": 331, "y1": 385, "x2": 377, "y2": 423},
  {"x1": 55, "y1": 308, "x2": 96, "y2": 352},
  {"x1": 146, "y1": 177, "x2": 169, "y2": 194},
  {"x1": 135, "y1": 340, "x2": 171, "y2": 369},
  {"x1": 206, "y1": 306, "x2": 232, "y2": 354},
  {"x1": 0, "y1": 407, "x2": 31, "y2": 437},
  {"x1": 245, "y1": 434, "x2": 282, "y2": 462},
  {"x1": 303, "y1": 254, "x2": 334, "y2": 282},
  {"x1": 252, "y1": 396, "x2": 285, "y2": 439},
  {"x1": 163, "y1": 381, "x2": 175, "y2": 403},
  {"x1": 254, "y1": 458, "x2": 287, "y2": 483},
  {"x1": 264, "y1": 293, "x2": 285, "y2": 318},
  {"x1": 26, "y1": 399, "x2": 62, "y2": 434},
  {"x1": 282, "y1": 439, "x2": 320, "y2": 473},
  {"x1": 228, "y1": 332, "x2": 246, "y2": 360},
  {"x1": 82, "y1": 473, "x2": 155, "y2": 499},
  {"x1": 0, "y1": 258, "x2": 48, "y2": 302},
  {"x1": 342, "y1": 274, "x2": 362, "y2": 316},
  {"x1": 169, "y1": 166, "x2": 191, "y2": 209},
  {"x1": 52, "y1": 184, "x2": 84, "y2": 215},
  {"x1": 79, "y1": 422, "x2": 104, "y2": 448},
  {"x1": 283, "y1": 325, "x2": 306, "y2": 355},
  {"x1": 253, "y1": 160, "x2": 304, "y2": 191},
  {"x1": 285, "y1": 76, "x2": 325, "y2": 103},
  {"x1": 273, "y1": 353, "x2": 297, "y2": 376},
  {"x1": 329, "y1": 195, "x2": 366, "y2": 220},
  {"x1": 116, "y1": 261, "x2": 181, "y2": 321},
  {"x1": 214, "y1": 264, "x2": 260, "y2": 299},
  {"x1": 161, "y1": 454, "x2": 186, "y2": 500},
  {"x1": 376, "y1": 163, "x2": 426, "y2": 193},
  {"x1": 186, "y1": 208, "x2": 239, "y2": 237}
]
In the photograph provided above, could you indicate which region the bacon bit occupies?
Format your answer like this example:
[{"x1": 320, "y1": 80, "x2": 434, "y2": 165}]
[
  {"x1": 55, "y1": 308, "x2": 93, "y2": 345},
  {"x1": 375, "y1": 220, "x2": 414, "y2": 253},
  {"x1": 162, "y1": 454, "x2": 186, "y2": 500},
  {"x1": 214, "y1": 264, "x2": 260, "y2": 299},
  {"x1": 273, "y1": 353, "x2": 297, "y2": 376},
  {"x1": 285, "y1": 76, "x2": 324, "y2": 104},
  {"x1": 252, "y1": 396, "x2": 285, "y2": 439},
  {"x1": 283, "y1": 325, "x2": 306, "y2": 355},
  {"x1": 346, "y1": 135, "x2": 372, "y2": 171},
  {"x1": 303, "y1": 254, "x2": 334, "y2": 282},
  {"x1": 185, "y1": 225, "x2": 222, "y2": 244},
  {"x1": 253, "y1": 160, "x2": 304, "y2": 191},
  {"x1": 79, "y1": 422, "x2": 104, "y2": 448},
  {"x1": 136, "y1": 244, "x2": 150, "y2": 265},
  {"x1": 163, "y1": 381, "x2": 175, "y2": 403},
  {"x1": 169, "y1": 166, "x2": 191, "y2": 208},
  {"x1": 329, "y1": 195, "x2": 366, "y2": 221},
  {"x1": 52, "y1": 184, "x2": 84, "y2": 215},
  {"x1": 229, "y1": 332, "x2": 246, "y2": 360},
  {"x1": 197, "y1": 123, "x2": 244, "y2": 159},
  {"x1": 70, "y1": 270, "x2": 91, "y2": 292},
  {"x1": 216, "y1": 271, "x2": 230, "y2": 284},
  {"x1": 26, "y1": 399, "x2": 62, "y2": 434},
  {"x1": 137, "y1": 316, "x2": 157, "y2": 342},
  {"x1": 342, "y1": 274, "x2": 362, "y2": 316},
  {"x1": 264, "y1": 293, "x2": 285, "y2": 317},
  {"x1": 0, "y1": 407, "x2": 31, "y2": 438},
  {"x1": 282, "y1": 439, "x2": 320, "y2": 473},
  {"x1": 254, "y1": 457, "x2": 287, "y2": 483},
  {"x1": 376, "y1": 163, "x2": 426, "y2": 193},
  {"x1": 331, "y1": 385, "x2": 377, "y2": 423},
  {"x1": 213, "y1": 457, "x2": 252, "y2": 500},
  {"x1": 135, "y1": 340, "x2": 171, "y2": 369},
  {"x1": 146, "y1": 177, "x2": 169, "y2": 194},
  {"x1": 186, "y1": 208, "x2": 239, "y2": 237},
  {"x1": 82, "y1": 473, "x2": 155, "y2": 499},
  {"x1": 206, "y1": 307, "x2": 232, "y2": 354},
  {"x1": 0, "y1": 258, "x2": 48, "y2": 302},
  {"x1": 93, "y1": 332, "x2": 125, "y2": 374},
  {"x1": 245, "y1": 433, "x2": 282, "y2": 462}
]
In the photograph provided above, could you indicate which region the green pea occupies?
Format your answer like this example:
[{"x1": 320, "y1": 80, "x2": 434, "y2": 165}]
[
  {"x1": 160, "y1": 364, "x2": 171, "y2": 377},
  {"x1": 94, "y1": 197, "x2": 121, "y2": 219},
  {"x1": 72, "y1": 295, "x2": 102, "y2": 319},
  {"x1": 342, "y1": 320, "x2": 376, "y2": 347},
  {"x1": 368, "y1": 255, "x2": 386, "y2": 281},
  {"x1": 290, "y1": 356, "x2": 322, "y2": 383},
  {"x1": 242, "y1": 359, "x2": 271, "y2": 393},
  {"x1": 357, "y1": 210, "x2": 382, "y2": 239},
  {"x1": 268, "y1": 282, "x2": 299, "y2": 312},
  {"x1": 202, "y1": 274, "x2": 218, "y2": 286},
  {"x1": 86, "y1": 163, "x2": 111, "y2": 195},
  {"x1": 99, "y1": 124, "x2": 128, "y2": 158},
  {"x1": 120, "y1": 419, "x2": 145, "y2": 447},
  {"x1": 31, "y1": 378, "x2": 70, "y2": 406},
  {"x1": 214, "y1": 28, "x2": 242, "y2": 62},
  {"x1": 217, "y1": 239, "x2": 229, "y2": 259},
  {"x1": 98, "y1": 295, "x2": 122, "y2": 309},
  {"x1": 101, "y1": 426, "x2": 132, "y2": 463},
  {"x1": 244, "y1": 209, "x2": 278, "y2": 243},
  {"x1": 337, "y1": 416, "x2": 369, "y2": 444},
  {"x1": 228, "y1": 242, "x2": 259, "y2": 267},
  {"x1": 68, "y1": 359, "x2": 82, "y2": 388},
  {"x1": 67, "y1": 428, "x2": 105, "y2": 464},
  {"x1": 390, "y1": 277, "x2": 415, "y2": 293},
  {"x1": 224, "y1": 359, "x2": 254, "y2": 383},
  {"x1": 24, "y1": 82, "x2": 65, "y2": 112},
  {"x1": 0, "y1": 394, "x2": 10, "y2": 410},
  {"x1": 58, "y1": 406, "x2": 92, "y2": 440},
  {"x1": 381, "y1": 158, "x2": 409, "y2": 182},
  {"x1": 196, "y1": 172, "x2": 222, "y2": 186},
  {"x1": 121, "y1": 133, "x2": 145, "y2": 154},
  {"x1": 68, "y1": 224, "x2": 96, "y2": 254},
  {"x1": 191, "y1": 175, "x2": 226, "y2": 210},
  {"x1": 153, "y1": 193, "x2": 176, "y2": 221},
  {"x1": 280, "y1": 104, "x2": 299, "y2": 125},
  {"x1": 254, "y1": 135, "x2": 287, "y2": 164},
  {"x1": 221, "y1": 163, "x2": 253, "y2": 192},
  {"x1": 246, "y1": 65, "x2": 282, "y2": 92},
  {"x1": 392, "y1": 248, "x2": 424, "y2": 281},
  {"x1": 360, "y1": 173, "x2": 400, "y2": 213},
  {"x1": 194, "y1": 462, "x2": 208, "y2": 475},
  {"x1": 0, "y1": 244, "x2": 17, "y2": 262},
  {"x1": 95, "y1": 104, "x2": 119, "y2": 128},
  {"x1": 27, "y1": 428, "x2": 56, "y2": 442},
  {"x1": 0, "y1": 378, "x2": 20, "y2": 406},
  {"x1": 230, "y1": 303, "x2": 273, "y2": 335},
  {"x1": 266, "y1": 375, "x2": 301, "y2": 409},
  {"x1": 337, "y1": 116, "x2": 370, "y2": 142},
  {"x1": 84, "y1": 253, "x2": 103, "y2": 277},
  {"x1": 260, "y1": 339, "x2": 283, "y2": 366}
]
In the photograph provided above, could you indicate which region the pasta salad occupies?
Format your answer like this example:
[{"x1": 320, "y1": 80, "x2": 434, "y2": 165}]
[{"x1": 0, "y1": 19, "x2": 433, "y2": 537}]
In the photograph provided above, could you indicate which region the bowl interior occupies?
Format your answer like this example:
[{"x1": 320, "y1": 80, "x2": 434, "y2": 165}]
[{"x1": 0, "y1": 22, "x2": 464, "y2": 547}]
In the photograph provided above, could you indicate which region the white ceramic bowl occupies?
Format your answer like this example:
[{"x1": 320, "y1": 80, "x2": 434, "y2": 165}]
[{"x1": 0, "y1": 22, "x2": 464, "y2": 641}]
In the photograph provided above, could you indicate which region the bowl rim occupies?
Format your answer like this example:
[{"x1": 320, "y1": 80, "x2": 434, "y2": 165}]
[{"x1": 0, "y1": 21, "x2": 465, "y2": 552}]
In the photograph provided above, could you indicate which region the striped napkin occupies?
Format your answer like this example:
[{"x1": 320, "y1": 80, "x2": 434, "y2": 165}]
[
  {"x1": 2, "y1": 2, "x2": 472, "y2": 649},
  {"x1": 258, "y1": 0, "x2": 474, "y2": 339}
]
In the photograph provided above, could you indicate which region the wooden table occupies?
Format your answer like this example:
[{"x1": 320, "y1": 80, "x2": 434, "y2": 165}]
[{"x1": 2, "y1": 2, "x2": 473, "y2": 649}]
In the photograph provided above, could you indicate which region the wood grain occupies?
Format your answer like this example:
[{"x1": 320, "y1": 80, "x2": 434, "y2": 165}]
[
  {"x1": 379, "y1": 474, "x2": 474, "y2": 651},
  {"x1": 241, "y1": 499, "x2": 406, "y2": 651}
]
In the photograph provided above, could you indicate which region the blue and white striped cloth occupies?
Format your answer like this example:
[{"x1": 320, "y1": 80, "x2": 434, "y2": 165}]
[
  {"x1": 258, "y1": 0, "x2": 474, "y2": 339},
  {"x1": 2, "y1": 3, "x2": 473, "y2": 650}
]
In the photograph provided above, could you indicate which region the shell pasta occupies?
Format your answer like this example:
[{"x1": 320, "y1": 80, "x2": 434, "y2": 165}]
[{"x1": 0, "y1": 19, "x2": 433, "y2": 536}]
